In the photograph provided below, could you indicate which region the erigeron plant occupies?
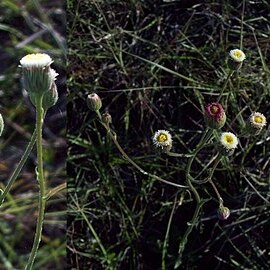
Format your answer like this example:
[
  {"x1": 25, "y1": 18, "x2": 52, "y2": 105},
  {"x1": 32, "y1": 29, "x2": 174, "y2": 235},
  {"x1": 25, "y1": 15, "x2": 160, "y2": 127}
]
[
  {"x1": 87, "y1": 49, "x2": 268, "y2": 268},
  {"x1": 0, "y1": 53, "x2": 60, "y2": 270}
]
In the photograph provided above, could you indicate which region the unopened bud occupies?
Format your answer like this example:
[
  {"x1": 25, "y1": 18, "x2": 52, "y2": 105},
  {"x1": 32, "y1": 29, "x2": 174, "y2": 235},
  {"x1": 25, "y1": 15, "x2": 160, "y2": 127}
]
[
  {"x1": 42, "y1": 82, "x2": 59, "y2": 111},
  {"x1": 87, "y1": 93, "x2": 102, "y2": 111},
  {"x1": 102, "y1": 112, "x2": 112, "y2": 125},
  {"x1": 217, "y1": 205, "x2": 230, "y2": 220},
  {"x1": 204, "y1": 103, "x2": 226, "y2": 129}
]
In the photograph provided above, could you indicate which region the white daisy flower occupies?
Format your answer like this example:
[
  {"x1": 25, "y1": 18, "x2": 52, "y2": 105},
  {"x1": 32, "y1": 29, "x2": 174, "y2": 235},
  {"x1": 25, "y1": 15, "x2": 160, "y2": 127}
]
[
  {"x1": 220, "y1": 132, "x2": 238, "y2": 150},
  {"x1": 20, "y1": 53, "x2": 52, "y2": 68},
  {"x1": 249, "y1": 112, "x2": 267, "y2": 129},
  {"x1": 229, "y1": 49, "x2": 246, "y2": 62},
  {"x1": 152, "y1": 130, "x2": 172, "y2": 150}
]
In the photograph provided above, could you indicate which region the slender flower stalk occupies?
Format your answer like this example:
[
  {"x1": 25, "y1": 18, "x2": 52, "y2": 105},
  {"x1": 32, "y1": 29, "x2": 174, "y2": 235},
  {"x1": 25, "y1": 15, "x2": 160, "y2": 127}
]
[
  {"x1": 0, "y1": 129, "x2": 37, "y2": 206},
  {"x1": 217, "y1": 70, "x2": 234, "y2": 102},
  {"x1": 175, "y1": 129, "x2": 213, "y2": 268},
  {"x1": 95, "y1": 110, "x2": 187, "y2": 189},
  {"x1": 20, "y1": 53, "x2": 59, "y2": 270},
  {"x1": 207, "y1": 153, "x2": 223, "y2": 204},
  {"x1": 25, "y1": 97, "x2": 46, "y2": 270}
]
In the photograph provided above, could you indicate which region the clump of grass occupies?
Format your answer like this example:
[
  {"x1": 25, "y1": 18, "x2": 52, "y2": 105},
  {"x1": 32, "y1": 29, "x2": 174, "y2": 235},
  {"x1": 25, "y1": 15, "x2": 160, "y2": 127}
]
[{"x1": 67, "y1": 0, "x2": 270, "y2": 269}]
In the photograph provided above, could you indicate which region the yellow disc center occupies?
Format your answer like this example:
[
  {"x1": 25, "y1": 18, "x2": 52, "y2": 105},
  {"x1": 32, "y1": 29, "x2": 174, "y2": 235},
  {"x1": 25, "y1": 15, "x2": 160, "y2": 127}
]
[
  {"x1": 210, "y1": 105, "x2": 219, "y2": 114},
  {"x1": 157, "y1": 134, "x2": 167, "y2": 142},
  {"x1": 25, "y1": 54, "x2": 46, "y2": 61},
  {"x1": 254, "y1": 116, "x2": 263, "y2": 123},
  {"x1": 233, "y1": 51, "x2": 242, "y2": 58},
  {"x1": 225, "y1": 135, "x2": 233, "y2": 144}
]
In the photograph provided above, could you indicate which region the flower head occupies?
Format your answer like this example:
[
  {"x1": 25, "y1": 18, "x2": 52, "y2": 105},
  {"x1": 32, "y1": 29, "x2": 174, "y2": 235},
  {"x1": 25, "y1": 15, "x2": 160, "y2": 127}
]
[
  {"x1": 220, "y1": 132, "x2": 238, "y2": 150},
  {"x1": 20, "y1": 53, "x2": 55, "y2": 100},
  {"x1": 217, "y1": 205, "x2": 230, "y2": 220},
  {"x1": 20, "y1": 53, "x2": 52, "y2": 68},
  {"x1": 87, "y1": 93, "x2": 102, "y2": 111},
  {"x1": 249, "y1": 112, "x2": 267, "y2": 129},
  {"x1": 102, "y1": 112, "x2": 112, "y2": 125},
  {"x1": 153, "y1": 130, "x2": 172, "y2": 152},
  {"x1": 229, "y1": 49, "x2": 246, "y2": 63},
  {"x1": 42, "y1": 82, "x2": 59, "y2": 111},
  {"x1": 204, "y1": 103, "x2": 226, "y2": 129}
]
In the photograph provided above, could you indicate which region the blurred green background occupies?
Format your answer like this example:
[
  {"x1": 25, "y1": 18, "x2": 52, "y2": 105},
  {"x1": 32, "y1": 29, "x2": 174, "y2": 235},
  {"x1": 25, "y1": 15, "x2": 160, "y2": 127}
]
[
  {"x1": 67, "y1": 0, "x2": 270, "y2": 269},
  {"x1": 0, "y1": 0, "x2": 66, "y2": 269}
]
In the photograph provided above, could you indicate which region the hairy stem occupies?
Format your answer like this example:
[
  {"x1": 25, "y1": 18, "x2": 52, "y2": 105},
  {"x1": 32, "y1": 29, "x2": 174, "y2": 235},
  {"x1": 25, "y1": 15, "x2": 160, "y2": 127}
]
[
  {"x1": 217, "y1": 70, "x2": 234, "y2": 102},
  {"x1": 96, "y1": 111, "x2": 188, "y2": 189},
  {"x1": 175, "y1": 129, "x2": 212, "y2": 268},
  {"x1": 25, "y1": 96, "x2": 46, "y2": 270},
  {"x1": 207, "y1": 153, "x2": 223, "y2": 203}
]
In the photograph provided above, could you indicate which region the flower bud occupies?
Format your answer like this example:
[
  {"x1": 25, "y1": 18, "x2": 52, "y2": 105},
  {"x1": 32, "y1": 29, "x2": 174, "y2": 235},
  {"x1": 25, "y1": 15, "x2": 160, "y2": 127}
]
[
  {"x1": 152, "y1": 130, "x2": 173, "y2": 153},
  {"x1": 20, "y1": 53, "x2": 55, "y2": 96},
  {"x1": 204, "y1": 103, "x2": 226, "y2": 129},
  {"x1": 87, "y1": 93, "x2": 102, "y2": 111},
  {"x1": 102, "y1": 112, "x2": 112, "y2": 125},
  {"x1": 228, "y1": 49, "x2": 246, "y2": 71},
  {"x1": 248, "y1": 112, "x2": 267, "y2": 136},
  {"x1": 42, "y1": 82, "x2": 59, "y2": 111},
  {"x1": 217, "y1": 205, "x2": 230, "y2": 220},
  {"x1": 218, "y1": 132, "x2": 238, "y2": 156},
  {"x1": 0, "y1": 113, "x2": 4, "y2": 136}
]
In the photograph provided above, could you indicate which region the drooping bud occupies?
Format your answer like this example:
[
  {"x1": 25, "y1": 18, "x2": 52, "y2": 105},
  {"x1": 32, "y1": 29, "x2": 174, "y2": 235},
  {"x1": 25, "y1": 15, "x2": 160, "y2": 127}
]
[
  {"x1": 152, "y1": 130, "x2": 173, "y2": 153},
  {"x1": 228, "y1": 49, "x2": 246, "y2": 70},
  {"x1": 102, "y1": 112, "x2": 112, "y2": 125},
  {"x1": 204, "y1": 103, "x2": 226, "y2": 129},
  {"x1": 218, "y1": 132, "x2": 238, "y2": 156},
  {"x1": 217, "y1": 205, "x2": 230, "y2": 220},
  {"x1": 20, "y1": 53, "x2": 54, "y2": 96},
  {"x1": 87, "y1": 93, "x2": 102, "y2": 111},
  {"x1": 0, "y1": 113, "x2": 4, "y2": 136}
]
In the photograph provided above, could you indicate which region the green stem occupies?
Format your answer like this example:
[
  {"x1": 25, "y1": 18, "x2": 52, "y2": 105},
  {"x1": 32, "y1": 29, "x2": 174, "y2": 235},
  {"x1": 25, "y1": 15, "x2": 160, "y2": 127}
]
[
  {"x1": 96, "y1": 111, "x2": 188, "y2": 189},
  {"x1": 166, "y1": 152, "x2": 192, "y2": 158},
  {"x1": 0, "y1": 129, "x2": 37, "y2": 206},
  {"x1": 217, "y1": 70, "x2": 234, "y2": 102},
  {"x1": 162, "y1": 197, "x2": 177, "y2": 270},
  {"x1": 175, "y1": 129, "x2": 212, "y2": 268},
  {"x1": 25, "y1": 97, "x2": 46, "y2": 270},
  {"x1": 207, "y1": 154, "x2": 223, "y2": 204}
]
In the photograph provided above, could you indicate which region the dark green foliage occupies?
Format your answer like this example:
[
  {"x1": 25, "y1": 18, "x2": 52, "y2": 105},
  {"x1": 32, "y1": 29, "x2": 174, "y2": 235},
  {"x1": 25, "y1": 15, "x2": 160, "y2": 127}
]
[{"x1": 67, "y1": 0, "x2": 270, "y2": 269}]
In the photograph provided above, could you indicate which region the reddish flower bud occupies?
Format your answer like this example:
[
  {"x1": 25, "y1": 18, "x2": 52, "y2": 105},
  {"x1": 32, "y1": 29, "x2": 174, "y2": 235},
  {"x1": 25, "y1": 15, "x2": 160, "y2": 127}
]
[{"x1": 204, "y1": 103, "x2": 226, "y2": 129}]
